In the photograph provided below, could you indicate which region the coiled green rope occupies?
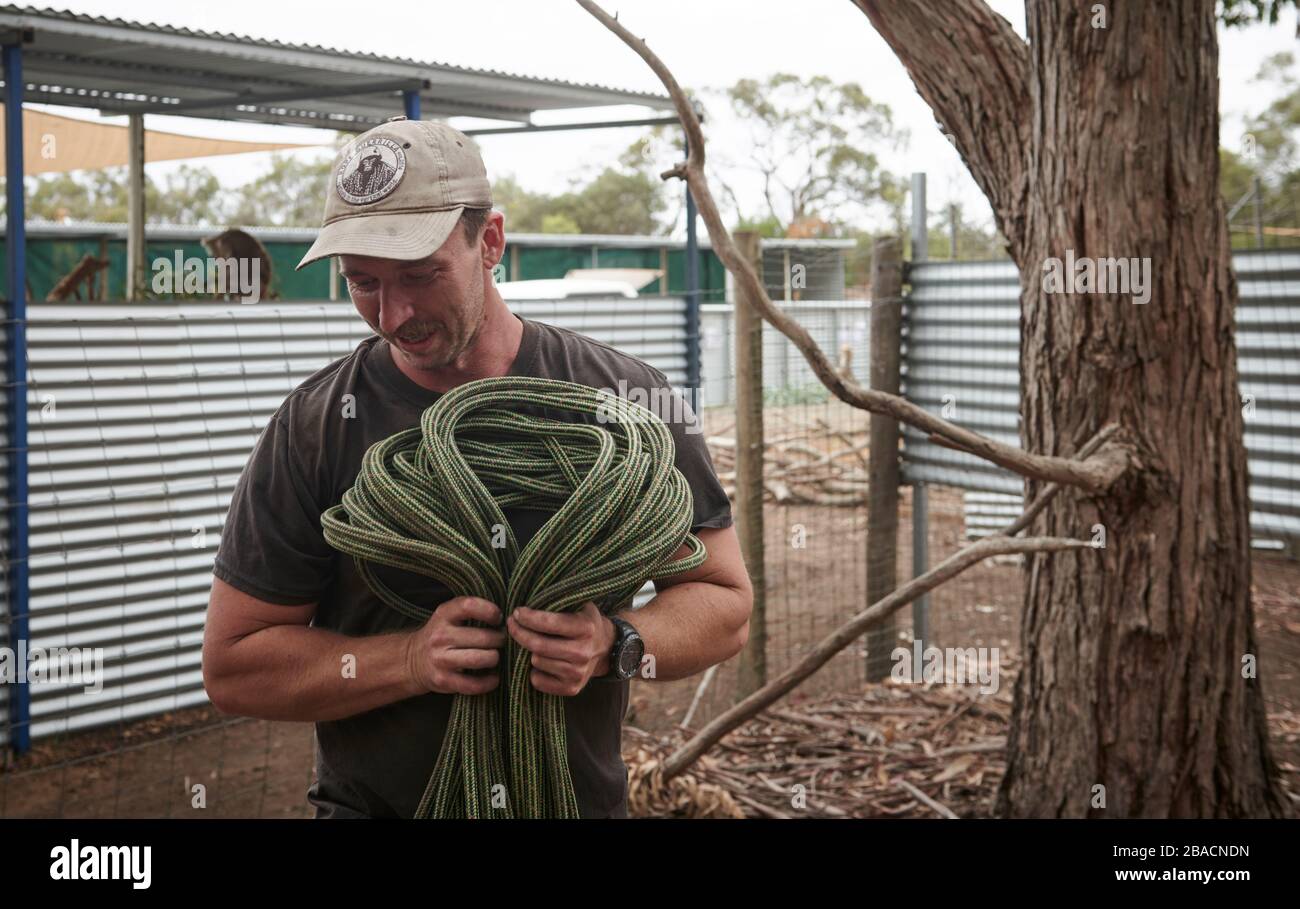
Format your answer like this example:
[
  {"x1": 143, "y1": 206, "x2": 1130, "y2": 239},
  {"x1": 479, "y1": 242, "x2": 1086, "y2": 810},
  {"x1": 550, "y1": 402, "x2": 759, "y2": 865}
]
[{"x1": 320, "y1": 375, "x2": 707, "y2": 818}]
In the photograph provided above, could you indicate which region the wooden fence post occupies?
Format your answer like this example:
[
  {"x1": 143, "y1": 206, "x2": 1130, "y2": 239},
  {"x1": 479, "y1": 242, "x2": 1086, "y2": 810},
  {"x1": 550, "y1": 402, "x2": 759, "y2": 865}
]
[
  {"x1": 865, "y1": 235, "x2": 903, "y2": 681},
  {"x1": 734, "y1": 230, "x2": 767, "y2": 697}
]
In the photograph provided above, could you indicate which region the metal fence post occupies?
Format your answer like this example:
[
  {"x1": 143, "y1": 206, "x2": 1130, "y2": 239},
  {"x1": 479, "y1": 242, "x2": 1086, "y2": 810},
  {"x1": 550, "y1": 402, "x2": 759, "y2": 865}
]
[
  {"x1": 4, "y1": 38, "x2": 31, "y2": 754},
  {"x1": 909, "y1": 172, "x2": 931, "y2": 653},
  {"x1": 1252, "y1": 175, "x2": 1264, "y2": 248},
  {"x1": 684, "y1": 135, "x2": 701, "y2": 395},
  {"x1": 403, "y1": 89, "x2": 421, "y2": 120},
  {"x1": 734, "y1": 231, "x2": 767, "y2": 695}
]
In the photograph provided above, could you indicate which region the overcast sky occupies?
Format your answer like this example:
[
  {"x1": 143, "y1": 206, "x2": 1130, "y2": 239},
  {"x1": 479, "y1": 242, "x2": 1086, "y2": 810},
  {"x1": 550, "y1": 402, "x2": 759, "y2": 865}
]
[{"x1": 27, "y1": 0, "x2": 1300, "y2": 234}]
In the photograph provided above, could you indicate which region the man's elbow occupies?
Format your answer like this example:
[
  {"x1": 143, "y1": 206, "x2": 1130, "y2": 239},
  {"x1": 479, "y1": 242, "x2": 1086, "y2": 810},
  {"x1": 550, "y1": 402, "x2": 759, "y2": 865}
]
[
  {"x1": 201, "y1": 640, "x2": 260, "y2": 717},
  {"x1": 202, "y1": 651, "x2": 242, "y2": 716},
  {"x1": 722, "y1": 576, "x2": 754, "y2": 660}
]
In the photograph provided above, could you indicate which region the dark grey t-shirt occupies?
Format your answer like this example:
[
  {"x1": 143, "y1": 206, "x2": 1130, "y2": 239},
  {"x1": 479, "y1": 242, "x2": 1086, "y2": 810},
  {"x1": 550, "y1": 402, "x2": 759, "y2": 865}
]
[{"x1": 210, "y1": 312, "x2": 733, "y2": 819}]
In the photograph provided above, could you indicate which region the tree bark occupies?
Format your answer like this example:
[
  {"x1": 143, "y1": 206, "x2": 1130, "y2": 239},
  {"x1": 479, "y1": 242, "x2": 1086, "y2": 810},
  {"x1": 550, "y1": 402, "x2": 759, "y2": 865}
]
[{"x1": 856, "y1": 0, "x2": 1285, "y2": 816}]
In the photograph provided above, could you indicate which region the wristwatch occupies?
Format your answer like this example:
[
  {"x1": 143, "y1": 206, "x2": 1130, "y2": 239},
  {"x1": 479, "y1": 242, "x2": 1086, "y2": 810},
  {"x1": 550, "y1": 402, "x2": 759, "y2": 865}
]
[{"x1": 601, "y1": 615, "x2": 645, "y2": 681}]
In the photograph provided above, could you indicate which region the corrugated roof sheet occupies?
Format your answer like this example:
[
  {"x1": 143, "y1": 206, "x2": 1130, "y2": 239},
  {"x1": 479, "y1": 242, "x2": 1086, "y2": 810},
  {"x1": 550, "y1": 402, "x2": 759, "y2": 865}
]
[{"x1": 0, "y1": 3, "x2": 672, "y2": 128}]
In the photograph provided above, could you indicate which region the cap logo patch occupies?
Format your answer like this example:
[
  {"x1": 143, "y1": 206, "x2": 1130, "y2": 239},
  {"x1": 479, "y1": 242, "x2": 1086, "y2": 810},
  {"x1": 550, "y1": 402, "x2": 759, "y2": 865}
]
[{"x1": 336, "y1": 136, "x2": 407, "y2": 205}]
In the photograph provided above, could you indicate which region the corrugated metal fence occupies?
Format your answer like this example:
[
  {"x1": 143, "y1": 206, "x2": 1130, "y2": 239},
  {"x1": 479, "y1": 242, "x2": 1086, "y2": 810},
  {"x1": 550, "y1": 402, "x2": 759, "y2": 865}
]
[
  {"x1": 0, "y1": 296, "x2": 687, "y2": 746},
  {"x1": 901, "y1": 250, "x2": 1300, "y2": 544}
]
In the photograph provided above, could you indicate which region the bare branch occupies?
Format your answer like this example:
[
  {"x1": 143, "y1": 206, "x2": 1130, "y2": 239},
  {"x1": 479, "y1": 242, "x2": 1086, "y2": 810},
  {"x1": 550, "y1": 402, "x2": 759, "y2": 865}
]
[
  {"x1": 660, "y1": 533, "x2": 1093, "y2": 779},
  {"x1": 899, "y1": 779, "x2": 959, "y2": 819},
  {"x1": 576, "y1": 0, "x2": 1134, "y2": 496},
  {"x1": 1003, "y1": 424, "x2": 1119, "y2": 537}
]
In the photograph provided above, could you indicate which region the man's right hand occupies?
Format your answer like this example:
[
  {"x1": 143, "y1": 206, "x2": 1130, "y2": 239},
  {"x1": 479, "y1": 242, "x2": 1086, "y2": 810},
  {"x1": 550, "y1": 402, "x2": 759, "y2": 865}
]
[{"x1": 404, "y1": 596, "x2": 506, "y2": 696}]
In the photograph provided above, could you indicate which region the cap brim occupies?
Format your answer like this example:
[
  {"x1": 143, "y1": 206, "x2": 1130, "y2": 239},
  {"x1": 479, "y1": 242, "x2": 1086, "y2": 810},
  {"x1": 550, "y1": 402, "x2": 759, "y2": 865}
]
[{"x1": 295, "y1": 207, "x2": 465, "y2": 271}]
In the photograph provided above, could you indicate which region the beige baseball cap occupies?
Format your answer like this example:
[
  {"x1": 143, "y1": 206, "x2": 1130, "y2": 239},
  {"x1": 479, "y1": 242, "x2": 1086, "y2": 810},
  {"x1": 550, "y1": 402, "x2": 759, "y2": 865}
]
[{"x1": 295, "y1": 117, "x2": 493, "y2": 270}]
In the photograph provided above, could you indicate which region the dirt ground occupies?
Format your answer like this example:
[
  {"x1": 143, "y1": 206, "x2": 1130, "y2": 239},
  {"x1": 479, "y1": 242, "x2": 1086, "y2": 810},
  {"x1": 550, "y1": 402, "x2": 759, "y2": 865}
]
[{"x1": 2, "y1": 402, "x2": 1297, "y2": 818}]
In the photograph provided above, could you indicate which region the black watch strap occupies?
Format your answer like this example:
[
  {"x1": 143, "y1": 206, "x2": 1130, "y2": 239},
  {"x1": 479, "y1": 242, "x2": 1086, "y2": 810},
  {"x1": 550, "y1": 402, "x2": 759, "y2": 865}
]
[{"x1": 602, "y1": 616, "x2": 643, "y2": 681}]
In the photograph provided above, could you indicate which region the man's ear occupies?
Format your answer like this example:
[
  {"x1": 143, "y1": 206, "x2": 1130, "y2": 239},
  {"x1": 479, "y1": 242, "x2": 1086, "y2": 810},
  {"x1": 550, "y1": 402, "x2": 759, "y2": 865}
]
[{"x1": 481, "y1": 210, "x2": 507, "y2": 270}]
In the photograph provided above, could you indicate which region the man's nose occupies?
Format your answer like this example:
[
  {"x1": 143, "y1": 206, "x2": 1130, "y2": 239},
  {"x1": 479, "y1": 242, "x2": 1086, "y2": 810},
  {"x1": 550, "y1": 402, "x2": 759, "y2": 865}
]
[{"x1": 376, "y1": 285, "x2": 419, "y2": 336}]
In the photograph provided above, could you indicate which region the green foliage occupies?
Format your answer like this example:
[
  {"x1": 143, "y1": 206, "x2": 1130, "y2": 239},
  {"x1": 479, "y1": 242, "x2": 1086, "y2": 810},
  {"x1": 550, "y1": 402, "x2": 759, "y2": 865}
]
[
  {"x1": 19, "y1": 152, "x2": 332, "y2": 228},
  {"x1": 733, "y1": 215, "x2": 784, "y2": 238},
  {"x1": 763, "y1": 383, "x2": 830, "y2": 407},
  {"x1": 224, "y1": 153, "x2": 332, "y2": 227},
  {"x1": 492, "y1": 174, "x2": 551, "y2": 233},
  {"x1": 552, "y1": 167, "x2": 667, "y2": 235},
  {"x1": 923, "y1": 204, "x2": 1008, "y2": 261},
  {"x1": 540, "y1": 212, "x2": 581, "y2": 234},
  {"x1": 493, "y1": 136, "x2": 670, "y2": 236},
  {"x1": 25, "y1": 167, "x2": 131, "y2": 222},
  {"x1": 1218, "y1": 0, "x2": 1298, "y2": 26}
]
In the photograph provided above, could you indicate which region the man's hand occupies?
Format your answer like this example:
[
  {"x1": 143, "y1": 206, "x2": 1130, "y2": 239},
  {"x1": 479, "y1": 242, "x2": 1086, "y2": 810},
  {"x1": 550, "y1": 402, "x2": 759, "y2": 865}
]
[
  {"x1": 405, "y1": 596, "x2": 507, "y2": 696},
  {"x1": 506, "y1": 601, "x2": 616, "y2": 696}
]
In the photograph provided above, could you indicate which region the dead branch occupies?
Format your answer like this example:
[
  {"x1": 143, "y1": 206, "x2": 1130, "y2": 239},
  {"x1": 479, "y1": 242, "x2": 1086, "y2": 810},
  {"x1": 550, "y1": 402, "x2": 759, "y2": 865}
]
[
  {"x1": 680, "y1": 664, "x2": 717, "y2": 730},
  {"x1": 708, "y1": 415, "x2": 875, "y2": 506},
  {"x1": 899, "y1": 778, "x2": 959, "y2": 818},
  {"x1": 625, "y1": 665, "x2": 1019, "y2": 817},
  {"x1": 46, "y1": 253, "x2": 109, "y2": 302},
  {"x1": 1004, "y1": 424, "x2": 1118, "y2": 535},
  {"x1": 659, "y1": 533, "x2": 1091, "y2": 779},
  {"x1": 576, "y1": 0, "x2": 1134, "y2": 496}
]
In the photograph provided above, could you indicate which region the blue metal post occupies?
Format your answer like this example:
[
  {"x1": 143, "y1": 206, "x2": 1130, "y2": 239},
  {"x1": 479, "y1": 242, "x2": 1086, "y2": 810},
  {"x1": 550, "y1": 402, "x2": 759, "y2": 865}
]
[
  {"x1": 684, "y1": 136, "x2": 700, "y2": 395},
  {"x1": 3, "y1": 41, "x2": 30, "y2": 754},
  {"x1": 403, "y1": 89, "x2": 421, "y2": 121}
]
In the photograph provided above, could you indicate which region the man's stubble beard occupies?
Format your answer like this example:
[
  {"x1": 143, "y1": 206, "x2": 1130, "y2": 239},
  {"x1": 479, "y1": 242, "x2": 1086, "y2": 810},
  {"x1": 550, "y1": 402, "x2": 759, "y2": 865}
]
[{"x1": 392, "y1": 264, "x2": 486, "y2": 372}]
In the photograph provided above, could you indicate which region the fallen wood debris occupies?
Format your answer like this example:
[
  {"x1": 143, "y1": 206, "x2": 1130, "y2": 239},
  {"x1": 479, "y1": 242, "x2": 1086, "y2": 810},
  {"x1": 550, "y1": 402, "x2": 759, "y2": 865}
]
[{"x1": 625, "y1": 682, "x2": 1013, "y2": 818}]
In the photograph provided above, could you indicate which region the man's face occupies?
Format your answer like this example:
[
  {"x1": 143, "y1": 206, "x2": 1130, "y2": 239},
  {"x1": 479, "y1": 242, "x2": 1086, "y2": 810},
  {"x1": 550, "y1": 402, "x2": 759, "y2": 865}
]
[{"x1": 339, "y1": 227, "x2": 486, "y2": 371}]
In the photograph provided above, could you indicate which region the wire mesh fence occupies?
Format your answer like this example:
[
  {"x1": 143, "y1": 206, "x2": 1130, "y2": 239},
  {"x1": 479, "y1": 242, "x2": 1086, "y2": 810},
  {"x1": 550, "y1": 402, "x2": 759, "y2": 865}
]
[{"x1": 639, "y1": 247, "x2": 901, "y2": 733}]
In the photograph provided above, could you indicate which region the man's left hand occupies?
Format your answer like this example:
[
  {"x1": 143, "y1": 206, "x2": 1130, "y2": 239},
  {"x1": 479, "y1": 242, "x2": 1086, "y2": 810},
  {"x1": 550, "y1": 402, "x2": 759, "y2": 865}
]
[{"x1": 507, "y1": 602, "x2": 614, "y2": 696}]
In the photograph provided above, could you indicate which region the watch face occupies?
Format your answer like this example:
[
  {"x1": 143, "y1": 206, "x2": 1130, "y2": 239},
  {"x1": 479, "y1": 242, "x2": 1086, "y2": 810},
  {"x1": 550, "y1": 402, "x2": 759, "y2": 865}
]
[{"x1": 617, "y1": 635, "x2": 645, "y2": 678}]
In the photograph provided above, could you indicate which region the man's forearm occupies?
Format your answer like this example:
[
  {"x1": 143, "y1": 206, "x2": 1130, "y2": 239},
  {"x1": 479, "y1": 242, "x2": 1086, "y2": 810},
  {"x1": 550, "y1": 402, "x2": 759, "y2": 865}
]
[
  {"x1": 205, "y1": 624, "x2": 423, "y2": 722},
  {"x1": 619, "y1": 580, "x2": 749, "y2": 682}
]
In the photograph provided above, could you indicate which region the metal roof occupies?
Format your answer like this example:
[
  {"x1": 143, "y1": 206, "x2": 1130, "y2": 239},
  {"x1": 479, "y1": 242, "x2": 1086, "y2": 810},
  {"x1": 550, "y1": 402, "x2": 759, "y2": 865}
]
[
  {"x1": 21, "y1": 219, "x2": 859, "y2": 249},
  {"x1": 0, "y1": 4, "x2": 673, "y2": 129}
]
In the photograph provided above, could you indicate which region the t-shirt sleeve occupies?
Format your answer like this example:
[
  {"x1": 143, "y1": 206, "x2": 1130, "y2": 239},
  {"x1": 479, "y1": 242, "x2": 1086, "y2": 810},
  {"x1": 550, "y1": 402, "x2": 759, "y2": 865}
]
[
  {"x1": 647, "y1": 368, "x2": 733, "y2": 533},
  {"x1": 211, "y1": 410, "x2": 337, "y2": 605}
]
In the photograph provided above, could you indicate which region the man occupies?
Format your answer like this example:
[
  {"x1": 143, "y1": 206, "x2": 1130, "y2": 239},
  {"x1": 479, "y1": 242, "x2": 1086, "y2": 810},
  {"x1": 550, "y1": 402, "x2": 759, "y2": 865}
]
[{"x1": 202, "y1": 117, "x2": 753, "y2": 819}]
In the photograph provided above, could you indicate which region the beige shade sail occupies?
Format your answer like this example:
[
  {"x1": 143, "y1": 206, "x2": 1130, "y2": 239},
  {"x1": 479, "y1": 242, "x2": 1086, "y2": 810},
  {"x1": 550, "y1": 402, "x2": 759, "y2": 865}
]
[{"x1": 0, "y1": 107, "x2": 323, "y2": 175}]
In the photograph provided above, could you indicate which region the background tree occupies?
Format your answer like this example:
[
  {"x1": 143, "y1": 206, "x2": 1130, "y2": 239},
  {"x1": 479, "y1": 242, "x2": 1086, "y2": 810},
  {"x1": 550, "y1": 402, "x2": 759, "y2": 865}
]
[
  {"x1": 150, "y1": 164, "x2": 225, "y2": 225},
  {"x1": 705, "y1": 73, "x2": 906, "y2": 239},
  {"x1": 1221, "y1": 51, "x2": 1300, "y2": 245},
  {"x1": 24, "y1": 164, "x2": 224, "y2": 224},
  {"x1": 224, "y1": 153, "x2": 332, "y2": 227},
  {"x1": 494, "y1": 137, "x2": 671, "y2": 235}
]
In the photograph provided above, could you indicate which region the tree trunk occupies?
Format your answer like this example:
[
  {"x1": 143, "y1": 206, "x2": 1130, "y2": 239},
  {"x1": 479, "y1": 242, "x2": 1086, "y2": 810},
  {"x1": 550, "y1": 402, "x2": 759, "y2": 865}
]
[{"x1": 857, "y1": 0, "x2": 1285, "y2": 816}]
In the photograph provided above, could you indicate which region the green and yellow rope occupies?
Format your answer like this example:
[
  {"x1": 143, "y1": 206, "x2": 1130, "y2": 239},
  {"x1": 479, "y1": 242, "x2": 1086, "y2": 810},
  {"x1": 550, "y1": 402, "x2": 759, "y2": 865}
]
[{"x1": 320, "y1": 375, "x2": 707, "y2": 818}]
